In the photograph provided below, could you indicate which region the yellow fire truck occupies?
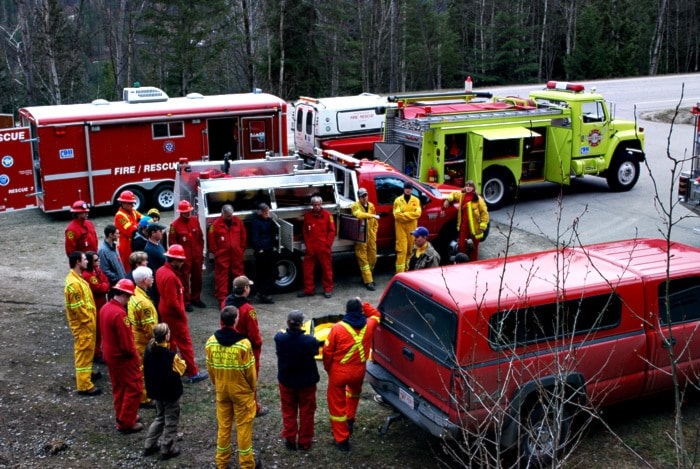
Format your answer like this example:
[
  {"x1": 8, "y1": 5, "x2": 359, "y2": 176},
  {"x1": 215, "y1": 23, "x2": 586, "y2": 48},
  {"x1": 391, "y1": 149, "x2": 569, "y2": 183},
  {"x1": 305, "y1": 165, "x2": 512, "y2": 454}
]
[{"x1": 376, "y1": 81, "x2": 646, "y2": 209}]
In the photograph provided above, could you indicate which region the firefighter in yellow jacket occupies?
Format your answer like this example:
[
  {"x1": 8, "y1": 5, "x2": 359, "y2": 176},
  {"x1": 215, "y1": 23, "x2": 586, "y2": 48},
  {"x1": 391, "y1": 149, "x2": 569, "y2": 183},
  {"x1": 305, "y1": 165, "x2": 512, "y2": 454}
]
[
  {"x1": 351, "y1": 187, "x2": 380, "y2": 290},
  {"x1": 443, "y1": 180, "x2": 489, "y2": 262},
  {"x1": 127, "y1": 266, "x2": 158, "y2": 405},
  {"x1": 206, "y1": 306, "x2": 260, "y2": 469},
  {"x1": 64, "y1": 251, "x2": 101, "y2": 395},
  {"x1": 393, "y1": 181, "x2": 422, "y2": 272}
]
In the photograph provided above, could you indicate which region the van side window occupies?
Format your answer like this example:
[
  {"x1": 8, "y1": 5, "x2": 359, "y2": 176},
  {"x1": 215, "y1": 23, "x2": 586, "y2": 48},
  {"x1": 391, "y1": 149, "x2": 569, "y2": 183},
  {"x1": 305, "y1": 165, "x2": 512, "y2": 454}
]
[
  {"x1": 489, "y1": 293, "x2": 622, "y2": 349},
  {"x1": 379, "y1": 282, "x2": 456, "y2": 363},
  {"x1": 305, "y1": 109, "x2": 313, "y2": 135},
  {"x1": 658, "y1": 277, "x2": 700, "y2": 324},
  {"x1": 296, "y1": 108, "x2": 304, "y2": 132}
]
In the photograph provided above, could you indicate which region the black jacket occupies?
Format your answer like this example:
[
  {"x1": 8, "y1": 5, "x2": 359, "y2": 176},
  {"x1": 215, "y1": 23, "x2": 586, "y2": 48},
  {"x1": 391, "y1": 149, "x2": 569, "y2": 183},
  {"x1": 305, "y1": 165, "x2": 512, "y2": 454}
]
[
  {"x1": 274, "y1": 328, "x2": 322, "y2": 389},
  {"x1": 143, "y1": 343, "x2": 183, "y2": 402}
]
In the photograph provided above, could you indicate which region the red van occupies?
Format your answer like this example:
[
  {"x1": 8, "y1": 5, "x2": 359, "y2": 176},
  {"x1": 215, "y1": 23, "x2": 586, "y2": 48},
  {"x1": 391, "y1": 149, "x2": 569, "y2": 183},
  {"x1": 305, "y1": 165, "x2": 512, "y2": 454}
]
[{"x1": 367, "y1": 238, "x2": 700, "y2": 465}]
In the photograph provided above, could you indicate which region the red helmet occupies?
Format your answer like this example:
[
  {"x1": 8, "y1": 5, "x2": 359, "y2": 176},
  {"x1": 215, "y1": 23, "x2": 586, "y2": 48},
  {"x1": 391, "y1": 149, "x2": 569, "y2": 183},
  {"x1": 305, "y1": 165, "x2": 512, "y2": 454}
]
[
  {"x1": 117, "y1": 190, "x2": 137, "y2": 203},
  {"x1": 70, "y1": 200, "x2": 90, "y2": 213},
  {"x1": 164, "y1": 244, "x2": 186, "y2": 259},
  {"x1": 113, "y1": 278, "x2": 135, "y2": 295},
  {"x1": 177, "y1": 200, "x2": 194, "y2": 213}
]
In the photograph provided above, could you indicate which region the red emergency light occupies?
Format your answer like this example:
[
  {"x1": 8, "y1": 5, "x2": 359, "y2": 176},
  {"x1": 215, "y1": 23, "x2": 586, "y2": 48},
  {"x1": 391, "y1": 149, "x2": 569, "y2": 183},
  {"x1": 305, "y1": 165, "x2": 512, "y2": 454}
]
[{"x1": 546, "y1": 81, "x2": 585, "y2": 92}]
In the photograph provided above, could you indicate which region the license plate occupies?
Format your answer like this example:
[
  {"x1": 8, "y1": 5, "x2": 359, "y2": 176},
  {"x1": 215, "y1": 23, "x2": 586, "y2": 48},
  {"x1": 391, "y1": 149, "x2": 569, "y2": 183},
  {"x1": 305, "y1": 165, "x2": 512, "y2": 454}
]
[{"x1": 399, "y1": 387, "x2": 414, "y2": 409}]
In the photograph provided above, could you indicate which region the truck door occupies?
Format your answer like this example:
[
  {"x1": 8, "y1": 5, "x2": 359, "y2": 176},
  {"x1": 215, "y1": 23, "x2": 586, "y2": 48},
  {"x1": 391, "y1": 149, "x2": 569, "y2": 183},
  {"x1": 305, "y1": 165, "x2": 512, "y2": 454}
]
[
  {"x1": 544, "y1": 125, "x2": 572, "y2": 184},
  {"x1": 644, "y1": 276, "x2": 700, "y2": 393},
  {"x1": 294, "y1": 105, "x2": 315, "y2": 157},
  {"x1": 574, "y1": 100, "x2": 608, "y2": 159},
  {"x1": 0, "y1": 127, "x2": 37, "y2": 212},
  {"x1": 241, "y1": 117, "x2": 275, "y2": 159}
]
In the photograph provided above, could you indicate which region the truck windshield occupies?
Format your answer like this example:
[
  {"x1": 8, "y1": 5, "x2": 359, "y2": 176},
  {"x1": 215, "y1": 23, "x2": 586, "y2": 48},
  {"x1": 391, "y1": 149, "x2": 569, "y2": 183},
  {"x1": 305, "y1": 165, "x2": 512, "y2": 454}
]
[{"x1": 378, "y1": 281, "x2": 457, "y2": 364}]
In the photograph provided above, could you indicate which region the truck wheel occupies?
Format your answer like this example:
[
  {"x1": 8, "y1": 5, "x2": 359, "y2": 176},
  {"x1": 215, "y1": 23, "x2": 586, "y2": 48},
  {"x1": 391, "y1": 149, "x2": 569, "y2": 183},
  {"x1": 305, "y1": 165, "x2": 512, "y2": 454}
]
[
  {"x1": 482, "y1": 168, "x2": 513, "y2": 210},
  {"x1": 274, "y1": 254, "x2": 300, "y2": 293},
  {"x1": 606, "y1": 154, "x2": 639, "y2": 192},
  {"x1": 152, "y1": 183, "x2": 175, "y2": 211},
  {"x1": 518, "y1": 400, "x2": 572, "y2": 467}
]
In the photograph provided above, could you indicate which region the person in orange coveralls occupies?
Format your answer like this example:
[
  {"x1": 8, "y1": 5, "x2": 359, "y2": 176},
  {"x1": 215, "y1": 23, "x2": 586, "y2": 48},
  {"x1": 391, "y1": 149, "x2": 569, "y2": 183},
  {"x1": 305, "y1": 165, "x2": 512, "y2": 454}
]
[
  {"x1": 155, "y1": 245, "x2": 208, "y2": 384},
  {"x1": 442, "y1": 179, "x2": 489, "y2": 262},
  {"x1": 114, "y1": 190, "x2": 142, "y2": 268},
  {"x1": 99, "y1": 279, "x2": 143, "y2": 434},
  {"x1": 169, "y1": 200, "x2": 206, "y2": 311},
  {"x1": 64, "y1": 251, "x2": 101, "y2": 396},
  {"x1": 298, "y1": 195, "x2": 336, "y2": 298},
  {"x1": 206, "y1": 306, "x2": 261, "y2": 469},
  {"x1": 65, "y1": 200, "x2": 98, "y2": 257},
  {"x1": 322, "y1": 297, "x2": 381, "y2": 451},
  {"x1": 208, "y1": 204, "x2": 247, "y2": 307},
  {"x1": 224, "y1": 276, "x2": 268, "y2": 416},
  {"x1": 128, "y1": 266, "x2": 159, "y2": 405}
]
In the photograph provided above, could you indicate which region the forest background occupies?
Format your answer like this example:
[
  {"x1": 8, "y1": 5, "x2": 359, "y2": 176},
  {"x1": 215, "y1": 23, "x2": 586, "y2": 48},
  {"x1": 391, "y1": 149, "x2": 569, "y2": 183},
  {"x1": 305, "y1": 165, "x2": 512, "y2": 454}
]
[{"x1": 0, "y1": 0, "x2": 697, "y2": 113}]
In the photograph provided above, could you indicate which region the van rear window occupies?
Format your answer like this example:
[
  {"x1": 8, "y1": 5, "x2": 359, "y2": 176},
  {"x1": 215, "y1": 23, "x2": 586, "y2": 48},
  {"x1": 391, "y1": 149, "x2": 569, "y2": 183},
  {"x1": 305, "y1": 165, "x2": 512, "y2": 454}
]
[
  {"x1": 488, "y1": 293, "x2": 622, "y2": 349},
  {"x1": 379, "y1": 282, "x2": 456, "y2": 362}
]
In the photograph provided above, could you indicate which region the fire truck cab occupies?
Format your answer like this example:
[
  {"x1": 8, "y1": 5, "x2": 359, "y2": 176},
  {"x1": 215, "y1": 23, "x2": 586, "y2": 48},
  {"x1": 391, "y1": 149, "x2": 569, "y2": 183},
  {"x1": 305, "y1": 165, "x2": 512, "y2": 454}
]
[
  {"x1": 292, "y1": 93, "x2": 394, "y2": 160},
  {"x1": 378, "y1": 82, "x2": 645, "y2": 210},
  {"x1": 0, "y1": 86, "x2": 287, "y2": 213}
]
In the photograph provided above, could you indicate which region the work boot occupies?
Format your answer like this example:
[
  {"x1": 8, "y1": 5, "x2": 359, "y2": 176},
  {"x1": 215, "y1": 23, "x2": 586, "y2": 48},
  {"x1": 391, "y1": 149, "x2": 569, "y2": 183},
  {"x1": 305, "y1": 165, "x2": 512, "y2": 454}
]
[
  {"x1": 347, "y1": 418, "x2": 355, "y2": 435},
  {"x1": 143, "y1": 444, "x2": 160, "y2": 456},
  {"x1": 118, "y1": 422, "x2": 144, "y2": 434},
  {"x1": 365, "y1": 282, "x2": 376, "y2": 291},
  {"x1": 334, "y1": 439, "x2": 350, "y2": 452},
  {"x1": 77, "y1": 387, "x2": 102, "y2": 397},
  {"x1": 190, "y1": 299, "x2": 207, "y2": 308},
  {"x1": 185, "y1": 304, "x2": 194, "y2": 313},
  {"x1": 160, "y1": 446, "x2": 181, "y2": 460},
  {"x1": 284, "y1": 439, "x2": 297, "y2": 451},
  {"x1": 187, "y1": 371, "x2": 208, "y2": 384}
]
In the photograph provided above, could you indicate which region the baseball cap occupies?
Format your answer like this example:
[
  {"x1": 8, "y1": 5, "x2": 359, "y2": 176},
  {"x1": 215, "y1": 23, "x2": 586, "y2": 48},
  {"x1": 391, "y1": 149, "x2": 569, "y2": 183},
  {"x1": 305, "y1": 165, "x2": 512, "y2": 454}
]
[
  {"x1": 233, "y1": 276, "x2": 254, "y2": 289},
  {"x1": 411, "y1": 226, "x2": 429, "y2": 237},
  {"x1": 146, "y1": 223, "x2": 166, "y2": 235},
  {"x1": 358, "y1": 188, "x2": 368, "y2": 196},
  {"x1": 138, "y1": 216, "x2": 152, "y2": 228},
  {"x1": 258, "y1": 202, "x2": 270, "y2": 211},
  {"x1": 287, "y1": 310, "x2": 305, "y2": 325}
]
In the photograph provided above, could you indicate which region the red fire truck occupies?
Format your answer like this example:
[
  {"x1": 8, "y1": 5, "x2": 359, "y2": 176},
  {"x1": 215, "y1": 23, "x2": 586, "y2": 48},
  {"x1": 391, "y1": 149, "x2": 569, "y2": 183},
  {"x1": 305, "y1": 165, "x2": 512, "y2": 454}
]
[{"x1": 0, "y1": 86, "x2": 288, "y2": 213}]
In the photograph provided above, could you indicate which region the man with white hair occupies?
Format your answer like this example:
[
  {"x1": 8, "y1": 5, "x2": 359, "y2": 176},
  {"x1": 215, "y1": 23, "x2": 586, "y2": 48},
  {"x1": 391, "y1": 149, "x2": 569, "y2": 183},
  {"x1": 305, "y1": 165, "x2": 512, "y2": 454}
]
[{"x1": 128, "y1": 265, "x2": 159, "y2": 406}]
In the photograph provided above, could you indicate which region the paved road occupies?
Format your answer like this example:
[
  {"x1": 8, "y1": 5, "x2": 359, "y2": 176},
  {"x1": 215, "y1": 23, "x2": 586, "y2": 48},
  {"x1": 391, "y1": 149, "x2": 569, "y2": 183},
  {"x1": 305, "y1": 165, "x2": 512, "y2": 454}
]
[{"x1": 482, "y1": 74, "x2": 700, "y2": 247}]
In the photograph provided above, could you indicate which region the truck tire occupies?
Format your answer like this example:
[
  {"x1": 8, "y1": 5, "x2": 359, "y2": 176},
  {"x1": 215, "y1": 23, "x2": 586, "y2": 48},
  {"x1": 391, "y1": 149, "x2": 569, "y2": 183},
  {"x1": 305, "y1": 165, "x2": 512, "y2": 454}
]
[
  {"x1": 606, "y1": 154, "x2": 639, "y2": 192},
  {"x1": 518, "y1": 399, "x2": 572, "y2": 467},
  {"x1": 274, "y1": 253, "x2": 301, "y2": 293},
  {"x1": 152, "y1": 183, "x2": 175, "y2": 211},
  {"x1": 482, "y1": 167, "x2": 514, "y2": 210}
]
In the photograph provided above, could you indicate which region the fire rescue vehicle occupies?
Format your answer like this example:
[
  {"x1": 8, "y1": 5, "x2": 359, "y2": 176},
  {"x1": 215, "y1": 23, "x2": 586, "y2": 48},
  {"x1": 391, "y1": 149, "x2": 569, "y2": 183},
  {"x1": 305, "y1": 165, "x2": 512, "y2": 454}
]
[
  {"x1": 677, "y1": 103, "x2": 700, "y2": 213},
  {"x1": 0, "y1": 86, "x2": 288, "y2": 213},
  {"x1": 376, "y1": 81, "x2": 646, "y2": 209},
  {"x1": 292, "y1": 93, "x2": 395, "y2": 160},
  {"x1": 174, "y1": 150, "x2": 459, "y2": 291}
]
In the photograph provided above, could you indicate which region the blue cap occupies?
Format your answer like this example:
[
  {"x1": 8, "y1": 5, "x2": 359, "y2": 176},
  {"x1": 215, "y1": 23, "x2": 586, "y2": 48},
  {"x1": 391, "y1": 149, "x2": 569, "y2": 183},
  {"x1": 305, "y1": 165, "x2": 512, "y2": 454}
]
[
  {"x1": 411, "y1": 226, "x2": 429, "y2": 237},
  {"x1": 138, "y1": 216, "x2": 152, "y2": 228}
]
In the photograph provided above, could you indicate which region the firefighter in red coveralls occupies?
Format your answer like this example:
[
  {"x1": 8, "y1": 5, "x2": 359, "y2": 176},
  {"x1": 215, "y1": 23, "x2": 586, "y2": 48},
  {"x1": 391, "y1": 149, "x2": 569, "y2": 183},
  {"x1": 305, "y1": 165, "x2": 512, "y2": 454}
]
[
  {"x1": 169, "y1": 200, "x2": 206, "y2": 312},
  {"x1": 99, "y1": 279, "x2": 143, "y2": 433},
  {"x1": 114, "y1": 190, "x2": 142, "y2": 268},
  {"x1": 322, "y1": 298, "x2": 381, "y2": 451},
  {"x1": 224, "y1": 276, "x2": 269, "y2": 416},
  {"x1": 206, "y1": 306, "x2": 261, "y2": 469},
  {"x1": 298, "y1": 195, "x2": 336, "y2": 298},
  {"x1": 155, "y1": 244, "x2": 208, "y2": 384},
  {"x1": 208, "y1": 204, "x2": 247, "y2": 307},
  {"x1": 65, "y1": 200, "x2": 98, "y2": 257},
  {"x1": 442, "y1": 180, "x2": 489, "y2": 262}
]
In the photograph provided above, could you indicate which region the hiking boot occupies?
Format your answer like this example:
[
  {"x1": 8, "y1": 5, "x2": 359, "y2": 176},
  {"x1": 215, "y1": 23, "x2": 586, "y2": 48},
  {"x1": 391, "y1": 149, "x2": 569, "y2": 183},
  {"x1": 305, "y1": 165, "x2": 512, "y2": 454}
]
[
  {"x1": 187, "y1": 371, "x2": 208, "y2": 384},
  {"x1": 77, "y1": 387, "x2": 102, "y2": 397},
  {"x1": 143, "y1": 444, "x2": 160, "y2": 456},
  {"x1": 118, "y1": 422, "x2": 144, "y2": 434},
  {"x1": 160, "y1": 446, "x2": 181, "y2": 460}
]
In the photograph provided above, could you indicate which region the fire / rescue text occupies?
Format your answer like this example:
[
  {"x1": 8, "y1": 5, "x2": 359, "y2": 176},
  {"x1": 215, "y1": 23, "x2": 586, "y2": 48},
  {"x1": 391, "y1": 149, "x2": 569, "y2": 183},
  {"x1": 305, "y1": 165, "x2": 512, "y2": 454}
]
[
  {"x1": 0, "y1": 130, "x2": 27, "y2": 142},
  {"x1": 114, "y1": 162, "x2": 178, "y2": 175}
]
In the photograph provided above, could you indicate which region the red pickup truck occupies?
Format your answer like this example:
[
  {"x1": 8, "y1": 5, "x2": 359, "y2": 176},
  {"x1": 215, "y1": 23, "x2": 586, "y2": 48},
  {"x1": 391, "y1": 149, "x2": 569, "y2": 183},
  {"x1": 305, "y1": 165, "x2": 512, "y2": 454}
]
[{"x1": 367, "y1": 238, "x2": 700, "y2": 465}]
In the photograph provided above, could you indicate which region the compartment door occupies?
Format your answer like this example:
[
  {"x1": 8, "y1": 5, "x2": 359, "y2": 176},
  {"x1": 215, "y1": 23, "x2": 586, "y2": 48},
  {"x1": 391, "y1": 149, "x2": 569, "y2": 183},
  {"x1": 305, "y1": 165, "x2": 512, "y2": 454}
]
[{"x1": 0, "y1": 127, "x2": 37, "y2": 212}]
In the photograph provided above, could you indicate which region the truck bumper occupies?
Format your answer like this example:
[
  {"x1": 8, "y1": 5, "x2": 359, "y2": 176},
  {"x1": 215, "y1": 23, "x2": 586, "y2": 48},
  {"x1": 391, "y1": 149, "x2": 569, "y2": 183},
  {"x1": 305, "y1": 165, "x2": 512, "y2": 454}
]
[{"x1": 366, "y1": 360, "x2": 461, "y2": 439}]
